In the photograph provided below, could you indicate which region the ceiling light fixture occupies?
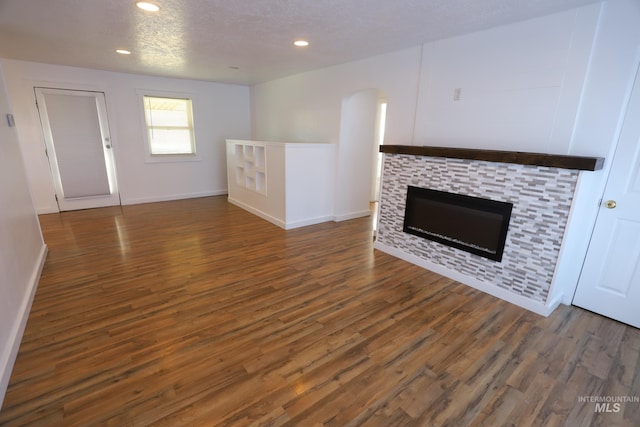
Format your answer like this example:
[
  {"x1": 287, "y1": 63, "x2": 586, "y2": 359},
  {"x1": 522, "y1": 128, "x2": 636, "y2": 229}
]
[
  {"x1": 136, "y1": 2, "x2": 160, "y2": 12},
  {"x1": 116, "y1": 49, "x2": 132, "y2": 55},
  {"x1": 293, "y1": 40, "x2": 309, "y2": 47}
]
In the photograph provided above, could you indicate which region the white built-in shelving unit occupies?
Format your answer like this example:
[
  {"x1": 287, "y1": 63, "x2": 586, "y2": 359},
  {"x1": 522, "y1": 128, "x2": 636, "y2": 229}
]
[{"x1": 226, "y1": 139, "x2": 336, "y2": 230}]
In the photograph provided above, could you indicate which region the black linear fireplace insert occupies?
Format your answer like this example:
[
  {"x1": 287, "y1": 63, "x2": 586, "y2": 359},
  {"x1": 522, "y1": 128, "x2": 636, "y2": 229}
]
[{"x1": 403, "y1": 186, "x2": 513, "y2": 262}]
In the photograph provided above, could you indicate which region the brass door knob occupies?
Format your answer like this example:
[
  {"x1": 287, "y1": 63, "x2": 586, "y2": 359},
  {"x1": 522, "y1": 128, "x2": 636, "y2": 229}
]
[{"x1": 605, "y1": 200, "x2": 617, "y2": 209}]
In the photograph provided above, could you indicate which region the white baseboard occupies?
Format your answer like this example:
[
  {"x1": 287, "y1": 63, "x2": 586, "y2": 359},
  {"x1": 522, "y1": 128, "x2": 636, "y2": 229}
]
[
  {"x1": 121, "y1": 190, "x2": 227, "y2": 206},
  {"x1": 561, "y1": 292, "x2": 573, "y2": 306},
  {"x1": 284, "y1": 215, "x2": 335, "y2": 230},
  {"x1": 227, "y1": 197, "x2": 335, "y2": 230},
  {"x1": 373, "y1": 241, "x2": 561, "y2": 317},
  {"x1": 36, "y1": 206, "x2": 59, "y2": 215},
  {"x1": 0, "y1": 244, "x2": 47, "y2": 409},
  {"x1": 546, "y1": 292, "x2": 565, "y2": 312},
  {"x1": 227, "y1": 197, "x2": 286, "y2": 229},
  {"x1": 333, "y1": 210, "x2": 371, "y2": 222}
]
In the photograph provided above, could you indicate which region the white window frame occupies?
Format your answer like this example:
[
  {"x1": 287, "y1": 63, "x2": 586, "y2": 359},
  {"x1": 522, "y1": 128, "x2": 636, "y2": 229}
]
[{"x1": 137, "y1": 90, "x2": 200, "y2": 163}]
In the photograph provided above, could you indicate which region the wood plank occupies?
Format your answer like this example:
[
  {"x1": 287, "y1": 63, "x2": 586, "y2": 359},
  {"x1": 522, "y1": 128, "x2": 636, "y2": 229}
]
[{"x1": 1, "y1": 196, "x2": 638, "y2": 426}]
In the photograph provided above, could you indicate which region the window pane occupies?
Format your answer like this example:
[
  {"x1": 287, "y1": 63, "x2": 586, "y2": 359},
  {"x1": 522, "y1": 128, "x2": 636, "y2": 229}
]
[
  {"x1": 143, "y1": 96, "x2": 195, "y2": 156},
  {"x1": 148, "y1": 129, "x2": 194, "y2": 154},
  {"x1": 150, "y1": 109, "x2": 189, "y2": 127}
]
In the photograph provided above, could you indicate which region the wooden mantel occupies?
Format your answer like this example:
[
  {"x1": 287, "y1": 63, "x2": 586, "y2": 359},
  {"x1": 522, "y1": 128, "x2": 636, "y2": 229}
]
[{"x1": 380, "y1": 145, "x2": 604, "y2": 171}]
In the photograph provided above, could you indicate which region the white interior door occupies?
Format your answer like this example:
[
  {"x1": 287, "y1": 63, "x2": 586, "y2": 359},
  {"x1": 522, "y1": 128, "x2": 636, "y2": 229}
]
[
  {"x1": 573, "y1": 64, "x2": 640, "y2": 328},
  {"x1": 35, "y1": 88, "x2": 119, "y2": 211}
]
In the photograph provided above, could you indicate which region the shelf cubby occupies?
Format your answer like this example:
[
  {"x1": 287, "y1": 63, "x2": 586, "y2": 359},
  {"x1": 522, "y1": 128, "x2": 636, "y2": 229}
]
[{"x1": 230, "y1": 142, "x2": 267, "y2": 195}]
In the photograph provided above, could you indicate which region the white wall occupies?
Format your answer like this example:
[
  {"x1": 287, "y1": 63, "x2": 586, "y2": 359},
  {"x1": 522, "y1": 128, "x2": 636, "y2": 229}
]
[
  {"x1": 251, "y1": 0, "x2": 640, "y2": 303},
  {"x1": 251, "y1": 4, "x2": 604, "y2": 153},
  {"x1": 0, "y1": 64, "x2": 47, "y2": 409},
  {"x1": 251, "y1": 46, "x2": 422, "y2": 146},
  {"x1": 413, "y1": 6, "x2": 599, "y2": 153},
  {"x1": 335, "y1": 89, "x2": 379, "y2": 219},
  {"x1": 1, "y1": 59, "x2": 251, "y2": 213}
]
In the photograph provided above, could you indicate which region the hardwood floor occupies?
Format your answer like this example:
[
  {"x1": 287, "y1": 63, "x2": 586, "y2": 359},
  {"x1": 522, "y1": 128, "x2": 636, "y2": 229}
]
[{"x1": 1, "y1": 196, "x2": 639, "y2": 426}]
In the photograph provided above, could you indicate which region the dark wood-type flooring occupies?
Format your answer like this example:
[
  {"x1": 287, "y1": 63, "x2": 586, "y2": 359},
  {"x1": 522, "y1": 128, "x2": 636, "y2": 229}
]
[{"x1": 1, "y1": 196, "x2": 639, "y2": 426}]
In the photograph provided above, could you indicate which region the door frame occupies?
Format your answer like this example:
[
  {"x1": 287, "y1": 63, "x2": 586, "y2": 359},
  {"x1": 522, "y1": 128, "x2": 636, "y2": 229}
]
[{"x1": 35, "y1": 87, "x2": 121, "y2": 211}]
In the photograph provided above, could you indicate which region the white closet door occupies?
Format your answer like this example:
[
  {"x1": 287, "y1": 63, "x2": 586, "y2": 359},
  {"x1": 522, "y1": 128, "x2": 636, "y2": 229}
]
[{"x1": 572, "y1": 64, "x2": 640, "y2": 328}]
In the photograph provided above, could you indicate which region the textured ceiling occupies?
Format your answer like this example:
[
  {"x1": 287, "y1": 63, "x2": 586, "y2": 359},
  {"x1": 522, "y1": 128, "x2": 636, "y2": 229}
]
[{"x1": 0, "y1": 0, "x2": 602, "y2": 85}]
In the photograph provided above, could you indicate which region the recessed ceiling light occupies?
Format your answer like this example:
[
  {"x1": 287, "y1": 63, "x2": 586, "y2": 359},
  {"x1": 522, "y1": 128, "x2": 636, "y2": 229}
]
[
  {"x1": 293, "y1": 40, "x2": 309, "y2": 47},
  {"x1": 136, "y1": 2, "x2": 160, "y2": 12},
  {"x1": 116, "y1": 49, "x2": 131, "y2": 55}
]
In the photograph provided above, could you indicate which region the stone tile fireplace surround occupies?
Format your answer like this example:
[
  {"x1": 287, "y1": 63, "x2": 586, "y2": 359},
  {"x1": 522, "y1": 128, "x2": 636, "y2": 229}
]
[{"x1": 374, "y1": 146, "x2": 603, "y2": 316}]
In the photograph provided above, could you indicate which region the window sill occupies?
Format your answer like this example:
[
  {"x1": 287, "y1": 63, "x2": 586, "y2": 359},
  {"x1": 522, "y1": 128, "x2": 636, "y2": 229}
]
[{"x1": 144, "y1": 154, "x2": 202, "y2": 164}]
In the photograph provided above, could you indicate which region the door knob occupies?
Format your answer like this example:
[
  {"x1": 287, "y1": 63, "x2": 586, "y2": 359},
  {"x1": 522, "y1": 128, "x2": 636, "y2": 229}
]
[
  {"x1": 605, "y1": 200, "x2": 617, "y2": 209},
  {"x1": 105, "y1": 144, "x2": 112, "y2": 149}
]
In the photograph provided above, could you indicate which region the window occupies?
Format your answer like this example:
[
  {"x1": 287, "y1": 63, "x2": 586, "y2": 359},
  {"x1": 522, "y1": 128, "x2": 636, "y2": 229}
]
[{"x1": 143, "y1": 96, "x2": 195, "y2": 155}]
